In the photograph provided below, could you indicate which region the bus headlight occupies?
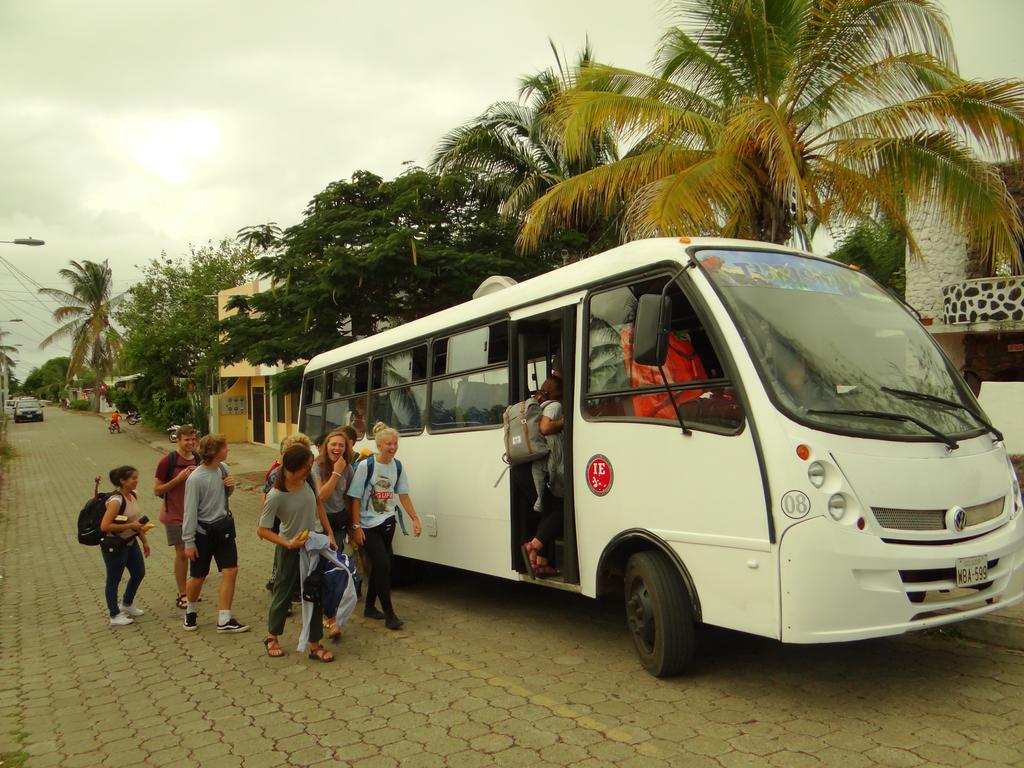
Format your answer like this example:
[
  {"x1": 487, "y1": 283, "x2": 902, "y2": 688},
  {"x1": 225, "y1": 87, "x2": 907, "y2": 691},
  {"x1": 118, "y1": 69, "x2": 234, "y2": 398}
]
[
  {"x1": 808, "y1": 462, "x2": 826, "y2": 489},
  {"x1": 827, "y1": 493, "x2": 847, "y2": 521}
]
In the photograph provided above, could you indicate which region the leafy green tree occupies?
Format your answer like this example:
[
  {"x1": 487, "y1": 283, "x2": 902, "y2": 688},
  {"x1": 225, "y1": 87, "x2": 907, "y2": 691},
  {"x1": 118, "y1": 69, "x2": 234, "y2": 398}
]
[
  {"x1": 519, "y1": 0, "x2": 1024, "y2": 271},
  {"x1": 221, "y1": 168, "x2": 556, "y2": 367},
  {"x1": 116, "y1": 239, "x2": 254, "y2": 428},
  {"x1": 20, "y1": 357, "x2": 70, "y2": 401},
  {"x1": 39, "y1": 259, "x2": 122, "y2": 410},
  {"x1": 432, "y1": 41, "x2": 618, "y2": 258},
  {"x1": 830, "y1": 218, "x2": 907, "y2": 297}
]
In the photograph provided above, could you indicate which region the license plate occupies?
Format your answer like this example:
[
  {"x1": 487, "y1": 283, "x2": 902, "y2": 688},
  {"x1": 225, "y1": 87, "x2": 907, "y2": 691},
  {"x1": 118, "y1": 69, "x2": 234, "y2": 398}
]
[{"x1": 956, "y1": 555, "x2": 988, "y2": 587}]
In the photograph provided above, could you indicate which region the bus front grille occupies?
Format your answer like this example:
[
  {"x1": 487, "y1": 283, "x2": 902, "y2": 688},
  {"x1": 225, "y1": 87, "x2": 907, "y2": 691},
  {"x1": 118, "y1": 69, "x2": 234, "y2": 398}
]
[{"x1": 872, "y1": 497, "x2": 1005, "y2": 531}]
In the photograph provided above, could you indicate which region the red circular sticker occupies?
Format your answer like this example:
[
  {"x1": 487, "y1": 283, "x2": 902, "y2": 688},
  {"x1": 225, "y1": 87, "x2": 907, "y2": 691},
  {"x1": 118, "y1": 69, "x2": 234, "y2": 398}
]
[{"x1": 586, "y1": 454, "x2": 614, "y2": 496}]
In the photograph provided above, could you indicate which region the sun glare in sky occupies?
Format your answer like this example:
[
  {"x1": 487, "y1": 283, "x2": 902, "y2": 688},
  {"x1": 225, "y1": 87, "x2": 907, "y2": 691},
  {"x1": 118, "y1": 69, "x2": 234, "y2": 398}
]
[{"x1": 124, "y1": 115, "x2": 221, "y2": 182}]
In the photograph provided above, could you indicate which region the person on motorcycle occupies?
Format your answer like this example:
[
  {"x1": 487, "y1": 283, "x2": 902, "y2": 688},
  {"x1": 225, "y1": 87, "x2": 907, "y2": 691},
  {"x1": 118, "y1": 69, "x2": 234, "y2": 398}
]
[{"x1": 109, "y1": 410, "x2": 121, "y2": 433}]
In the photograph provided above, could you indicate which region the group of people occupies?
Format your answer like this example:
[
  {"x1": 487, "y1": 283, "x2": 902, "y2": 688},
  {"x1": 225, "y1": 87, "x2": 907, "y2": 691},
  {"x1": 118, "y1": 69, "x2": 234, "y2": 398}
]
[{"x1": 99, "y1": 420, "x2": 422, "y2": 663}]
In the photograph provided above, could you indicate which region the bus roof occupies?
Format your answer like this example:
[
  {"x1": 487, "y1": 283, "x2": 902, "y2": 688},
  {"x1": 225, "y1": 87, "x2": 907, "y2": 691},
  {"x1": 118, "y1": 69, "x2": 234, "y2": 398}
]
[{"x1": 305, "y1": 236, "x2": 798, "y2": 374}]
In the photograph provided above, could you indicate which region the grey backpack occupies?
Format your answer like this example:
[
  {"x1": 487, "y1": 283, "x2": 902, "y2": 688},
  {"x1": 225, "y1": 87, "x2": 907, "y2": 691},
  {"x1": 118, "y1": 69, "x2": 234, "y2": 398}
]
[{"x1": 502, "y1": 398, "x2": 549, "y2": 465}]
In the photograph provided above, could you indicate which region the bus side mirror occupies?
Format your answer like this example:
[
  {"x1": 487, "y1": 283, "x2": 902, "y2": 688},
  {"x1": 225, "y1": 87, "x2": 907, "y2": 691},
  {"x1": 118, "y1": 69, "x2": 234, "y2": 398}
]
[{"x1": 633, "y1": 294, "x2": 672, "y2": 367}]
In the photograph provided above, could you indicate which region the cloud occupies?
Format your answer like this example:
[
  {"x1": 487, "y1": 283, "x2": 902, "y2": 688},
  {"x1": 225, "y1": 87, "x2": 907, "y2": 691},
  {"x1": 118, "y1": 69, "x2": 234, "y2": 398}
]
[{"x1": 0, "y1": 0, "x2": 1020, "y2": 375}]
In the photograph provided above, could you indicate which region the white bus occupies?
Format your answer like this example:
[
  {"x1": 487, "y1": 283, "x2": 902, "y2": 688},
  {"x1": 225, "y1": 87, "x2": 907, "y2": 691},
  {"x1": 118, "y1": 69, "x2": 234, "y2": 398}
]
[{"x1": 299, "y1": 237, "x2": 1024, "y2": 676}]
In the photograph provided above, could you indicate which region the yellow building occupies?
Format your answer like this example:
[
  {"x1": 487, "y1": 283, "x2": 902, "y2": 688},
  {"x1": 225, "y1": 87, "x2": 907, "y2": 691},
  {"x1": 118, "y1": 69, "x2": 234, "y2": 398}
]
[{"x1": 211, "y1": 280, "x2": 302, "y2": 447}]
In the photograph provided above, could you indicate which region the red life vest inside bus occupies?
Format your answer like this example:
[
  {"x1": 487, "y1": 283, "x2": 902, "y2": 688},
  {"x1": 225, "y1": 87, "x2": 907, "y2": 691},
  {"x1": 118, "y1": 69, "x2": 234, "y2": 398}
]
[{"x1": 620, "y1": 327, "x2": 707, "y2": 419}]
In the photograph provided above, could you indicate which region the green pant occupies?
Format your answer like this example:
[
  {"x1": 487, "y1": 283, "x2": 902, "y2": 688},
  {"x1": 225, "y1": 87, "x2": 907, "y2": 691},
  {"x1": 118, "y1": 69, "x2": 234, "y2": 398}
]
[{"x1": 268, "y1": 546, "x2": 322, "y2": 642}]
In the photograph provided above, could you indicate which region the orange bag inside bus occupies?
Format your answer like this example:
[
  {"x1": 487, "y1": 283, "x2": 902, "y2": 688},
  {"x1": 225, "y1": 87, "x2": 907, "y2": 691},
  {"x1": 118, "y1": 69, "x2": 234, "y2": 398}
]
[{"x1": 620, "y1": 327, "x2": 708, "y2": 419}]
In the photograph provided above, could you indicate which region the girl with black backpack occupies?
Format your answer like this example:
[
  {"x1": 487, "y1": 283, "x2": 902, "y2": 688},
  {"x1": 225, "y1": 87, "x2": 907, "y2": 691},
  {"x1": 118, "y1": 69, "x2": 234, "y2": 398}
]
[{"x1": 100, "y1": 466, "x2": 151, "y2": 626}]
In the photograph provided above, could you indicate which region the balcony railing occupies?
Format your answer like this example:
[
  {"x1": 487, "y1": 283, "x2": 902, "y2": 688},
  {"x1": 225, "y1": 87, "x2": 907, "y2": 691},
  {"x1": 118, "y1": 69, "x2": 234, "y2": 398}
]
[{"x1": 942, "y1": 275, "x2": 1024, "y2": 325}]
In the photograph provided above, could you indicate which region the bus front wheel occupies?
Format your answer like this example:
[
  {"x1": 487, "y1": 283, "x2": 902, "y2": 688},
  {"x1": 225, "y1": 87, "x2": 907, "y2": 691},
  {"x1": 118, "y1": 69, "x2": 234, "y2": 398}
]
[{"x1": 624, "y1": 551, "x2": 695, "y2": 677}]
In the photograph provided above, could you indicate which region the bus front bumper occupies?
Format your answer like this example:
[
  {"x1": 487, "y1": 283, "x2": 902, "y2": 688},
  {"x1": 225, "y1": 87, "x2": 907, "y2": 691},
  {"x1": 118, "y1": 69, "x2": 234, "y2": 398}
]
[{"x1": 779, "y1": 515, "x2": 1024, "y2": 643}]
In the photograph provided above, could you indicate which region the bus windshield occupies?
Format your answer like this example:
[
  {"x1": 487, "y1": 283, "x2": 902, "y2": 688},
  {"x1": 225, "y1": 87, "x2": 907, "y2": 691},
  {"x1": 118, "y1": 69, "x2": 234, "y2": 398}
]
[{"x1": 698, "y1": 248, "x2": 987, "y2": 442}]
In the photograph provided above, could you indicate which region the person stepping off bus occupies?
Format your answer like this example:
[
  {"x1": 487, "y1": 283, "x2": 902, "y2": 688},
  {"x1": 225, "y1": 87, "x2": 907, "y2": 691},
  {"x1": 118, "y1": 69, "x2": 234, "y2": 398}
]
[{"x1": 347, "y1": 422, "x2": 422, "y2": 630}]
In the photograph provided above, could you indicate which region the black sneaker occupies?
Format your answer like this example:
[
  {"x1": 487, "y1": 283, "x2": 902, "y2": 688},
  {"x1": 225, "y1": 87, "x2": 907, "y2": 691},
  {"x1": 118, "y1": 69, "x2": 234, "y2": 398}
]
[
  {"x1": 183, "y1": 612, "x2": 198, "y2": 631},
  {"x1": 265, "y1": 579, "x2": 275, "y2": 593},
  {"x1": 385, "y1": 613, "x2": 404, "y2": 630},
  {"x1": 363, "y1": 606, "x2": 385, "y2": 620},
  {"x1": 216, "y1": 617, "x2": 250, "y2": 633}
]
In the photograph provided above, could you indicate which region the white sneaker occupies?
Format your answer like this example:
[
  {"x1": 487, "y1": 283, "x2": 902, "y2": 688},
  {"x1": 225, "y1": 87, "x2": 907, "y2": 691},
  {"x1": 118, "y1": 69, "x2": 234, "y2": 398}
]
[
  {"x1": 119, "y1": 604, "x2": 145, "y2": 617},
  {"x1": 110, "y1": 613, "x2": 134, "y2": 626}
]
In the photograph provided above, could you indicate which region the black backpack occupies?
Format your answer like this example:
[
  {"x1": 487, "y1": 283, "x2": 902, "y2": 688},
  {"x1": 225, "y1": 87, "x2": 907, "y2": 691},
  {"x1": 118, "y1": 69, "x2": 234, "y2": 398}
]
[
  {"x1": 163, "y1": 451, "x2": 232, "y2": 511},
  {"x1": 78, "y1": 492, "x2": 126, "y2": 546},
  {"x1": 161, "y1": 450, "x2": 201, "y2": 498}
]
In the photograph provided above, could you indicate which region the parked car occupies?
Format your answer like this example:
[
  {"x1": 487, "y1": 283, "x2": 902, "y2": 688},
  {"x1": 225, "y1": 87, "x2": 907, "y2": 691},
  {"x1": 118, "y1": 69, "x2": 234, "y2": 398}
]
[
  {"x1": 14, "y1": 398, "x2": 43, "y2": 423},
  {"x1": 4, "y1": 400, "x2": 14, "y2": 417}
]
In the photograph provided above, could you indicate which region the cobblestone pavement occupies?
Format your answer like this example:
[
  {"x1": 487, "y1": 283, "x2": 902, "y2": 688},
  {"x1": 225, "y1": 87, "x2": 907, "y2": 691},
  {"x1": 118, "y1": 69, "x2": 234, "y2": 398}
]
[{"x1": 3, "y1": 410, "x2": 1024, "y2": 767}]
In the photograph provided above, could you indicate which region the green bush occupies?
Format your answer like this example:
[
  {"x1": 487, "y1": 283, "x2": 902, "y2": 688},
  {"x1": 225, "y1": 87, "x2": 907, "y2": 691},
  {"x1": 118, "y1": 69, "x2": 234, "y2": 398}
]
[
  {"x1": 110, "y1": 389, "x2": 139, "y2": 413},
  {"x1": 69, "y1": 399, "x2": 91, "y2": 411}
]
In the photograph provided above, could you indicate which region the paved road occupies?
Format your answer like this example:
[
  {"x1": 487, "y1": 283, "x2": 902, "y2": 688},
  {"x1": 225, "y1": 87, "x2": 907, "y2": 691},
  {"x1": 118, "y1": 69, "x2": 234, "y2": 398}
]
[{"x1": 2, "y1": 410, "x2": 1024, "y2": 767}]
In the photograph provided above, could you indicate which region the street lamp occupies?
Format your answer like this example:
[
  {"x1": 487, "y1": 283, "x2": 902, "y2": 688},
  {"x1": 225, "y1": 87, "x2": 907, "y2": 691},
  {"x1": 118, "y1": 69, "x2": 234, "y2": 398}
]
[{"x1": 0, "y1": 238, "x2": 45, "y2": 246}]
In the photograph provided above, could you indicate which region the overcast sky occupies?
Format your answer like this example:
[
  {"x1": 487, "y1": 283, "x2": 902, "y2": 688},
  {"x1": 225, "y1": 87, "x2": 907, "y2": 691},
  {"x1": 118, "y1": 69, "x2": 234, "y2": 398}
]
[{"x1": 1, "y1": 0, "x2": 1022, "y2": 375}]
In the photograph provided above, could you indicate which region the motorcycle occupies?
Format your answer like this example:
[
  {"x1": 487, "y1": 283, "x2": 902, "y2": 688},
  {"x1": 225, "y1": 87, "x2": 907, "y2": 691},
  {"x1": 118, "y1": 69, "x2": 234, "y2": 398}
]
[
  {"x1": 126, "y1": 410, "x2": 141, "y2": 425},
  {"x1": 167, "y1": 424, "x2": 181, "y2": 442},
  {"x1": 108, "y1": 420, "x2": 121, "y2": 434}
]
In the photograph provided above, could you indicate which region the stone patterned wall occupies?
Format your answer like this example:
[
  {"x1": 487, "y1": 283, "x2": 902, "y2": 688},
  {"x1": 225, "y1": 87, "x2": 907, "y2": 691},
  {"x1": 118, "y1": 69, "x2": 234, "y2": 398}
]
[
  {"x1": 905, "y1": 209, "x2": 968, "y2": 321},
  {"x1": 942, "y1": 276, "x2": 1024, "y2": 324}
]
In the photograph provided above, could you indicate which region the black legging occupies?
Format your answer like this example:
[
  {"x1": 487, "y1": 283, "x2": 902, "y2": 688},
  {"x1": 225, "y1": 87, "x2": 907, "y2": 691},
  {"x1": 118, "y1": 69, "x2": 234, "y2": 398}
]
[
  {"x1": 363, "y1": 517, "x2": 397, "y2": 614},
  {"x1": 535, "y1": 490, "x2": 564, "y2": 567}
]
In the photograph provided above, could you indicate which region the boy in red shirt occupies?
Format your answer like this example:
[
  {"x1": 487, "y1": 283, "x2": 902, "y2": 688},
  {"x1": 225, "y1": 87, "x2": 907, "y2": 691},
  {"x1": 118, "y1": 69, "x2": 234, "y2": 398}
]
[{"x1": 153, "y1": 425, "x2": 200, "y2": 609}]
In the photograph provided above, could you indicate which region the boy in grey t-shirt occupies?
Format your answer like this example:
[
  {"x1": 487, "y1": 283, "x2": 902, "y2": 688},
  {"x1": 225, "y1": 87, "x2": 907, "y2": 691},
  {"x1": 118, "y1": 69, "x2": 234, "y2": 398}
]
[{"x1": 181, "y1": 435, "x2": 249, "y2": 633}]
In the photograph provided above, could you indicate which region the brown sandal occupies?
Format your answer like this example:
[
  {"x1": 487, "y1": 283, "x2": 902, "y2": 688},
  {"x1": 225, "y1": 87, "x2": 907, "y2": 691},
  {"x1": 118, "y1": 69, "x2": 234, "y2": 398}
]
[
  {"x1": 308, "y1": 645, "x2": 334, "y2": 663},
  {"x1": 263, "y1": 637, "x2": 285, "y2": 658}
]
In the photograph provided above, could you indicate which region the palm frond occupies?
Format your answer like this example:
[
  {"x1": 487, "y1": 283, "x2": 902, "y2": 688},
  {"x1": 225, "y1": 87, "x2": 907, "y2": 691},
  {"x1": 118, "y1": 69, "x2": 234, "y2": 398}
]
[
  {"x1": 623, "y1": 153, "x2": 750, "y2": 238},
  {"x1": 518, "y1": 146, "x2": 705, "y2": 251},
  {"x1": 655, "y1": 25, "x2": 741, "y2": 105},
  {"x1": 793, "y1": 51, "x2": 961, "y2": 125},
  {"x1": 811, "y1": 79, "x2": 1024, "y2": 161},
  {"x1": 825, "y1": 131, "x2": 1021, "y2": 267},
  {"x1": 788, "y1": 0, "x2": 956, "y2": 112}
]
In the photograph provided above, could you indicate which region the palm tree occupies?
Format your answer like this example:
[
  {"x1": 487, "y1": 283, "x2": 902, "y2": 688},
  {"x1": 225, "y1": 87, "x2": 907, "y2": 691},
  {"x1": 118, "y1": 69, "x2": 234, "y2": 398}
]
[
  {"x1": 39, "y1": 260, "x2": 122, "y2": 410},
  {"x1": 432, "y1": 40, "x2": 619, "y2": 255},
  {"x1": 0, "y1": 330, "x2": 16, "y2": 372},
  {"x1": 519, "y1": 0, "x2": 1024, "y2": 270},
  {"x1": 237, "y1": 222, "x2": 282, "y2": 254}
]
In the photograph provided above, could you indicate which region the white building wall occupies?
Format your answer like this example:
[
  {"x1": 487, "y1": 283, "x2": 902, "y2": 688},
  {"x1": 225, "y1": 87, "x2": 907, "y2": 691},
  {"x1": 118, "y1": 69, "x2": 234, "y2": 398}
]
[
  {"x1": 979, "y1": 382, "x2": 1024, "y2": 454},
  {"x1": 906, "y1": 209, "x2": 969, "y2": 322}
]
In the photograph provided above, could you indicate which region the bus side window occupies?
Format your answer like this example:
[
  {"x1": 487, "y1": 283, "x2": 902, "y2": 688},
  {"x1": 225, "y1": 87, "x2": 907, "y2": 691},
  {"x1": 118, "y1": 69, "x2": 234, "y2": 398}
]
[
  {"x1": 301, "y1": 374, "x2": 325, "y2": 437},
  {"x1": 323, "y1": 362, "x2": 369, "y2": 438},
  {"x1": 429, "y1": 322, "x2": 509, "y2": 432},
  {"x1": 584, "y1": 279, "x2": 744, "y2": 433}
]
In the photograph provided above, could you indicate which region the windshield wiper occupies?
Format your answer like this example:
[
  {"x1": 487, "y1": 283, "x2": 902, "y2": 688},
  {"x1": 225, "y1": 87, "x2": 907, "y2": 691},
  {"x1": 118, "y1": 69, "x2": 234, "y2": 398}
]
[
  {"x1": 806, "y1": 408, "x2": 959, "y2": 450},
  {"x1": 881, "y1": 386, "x2": 1003, "y2": 442}
]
